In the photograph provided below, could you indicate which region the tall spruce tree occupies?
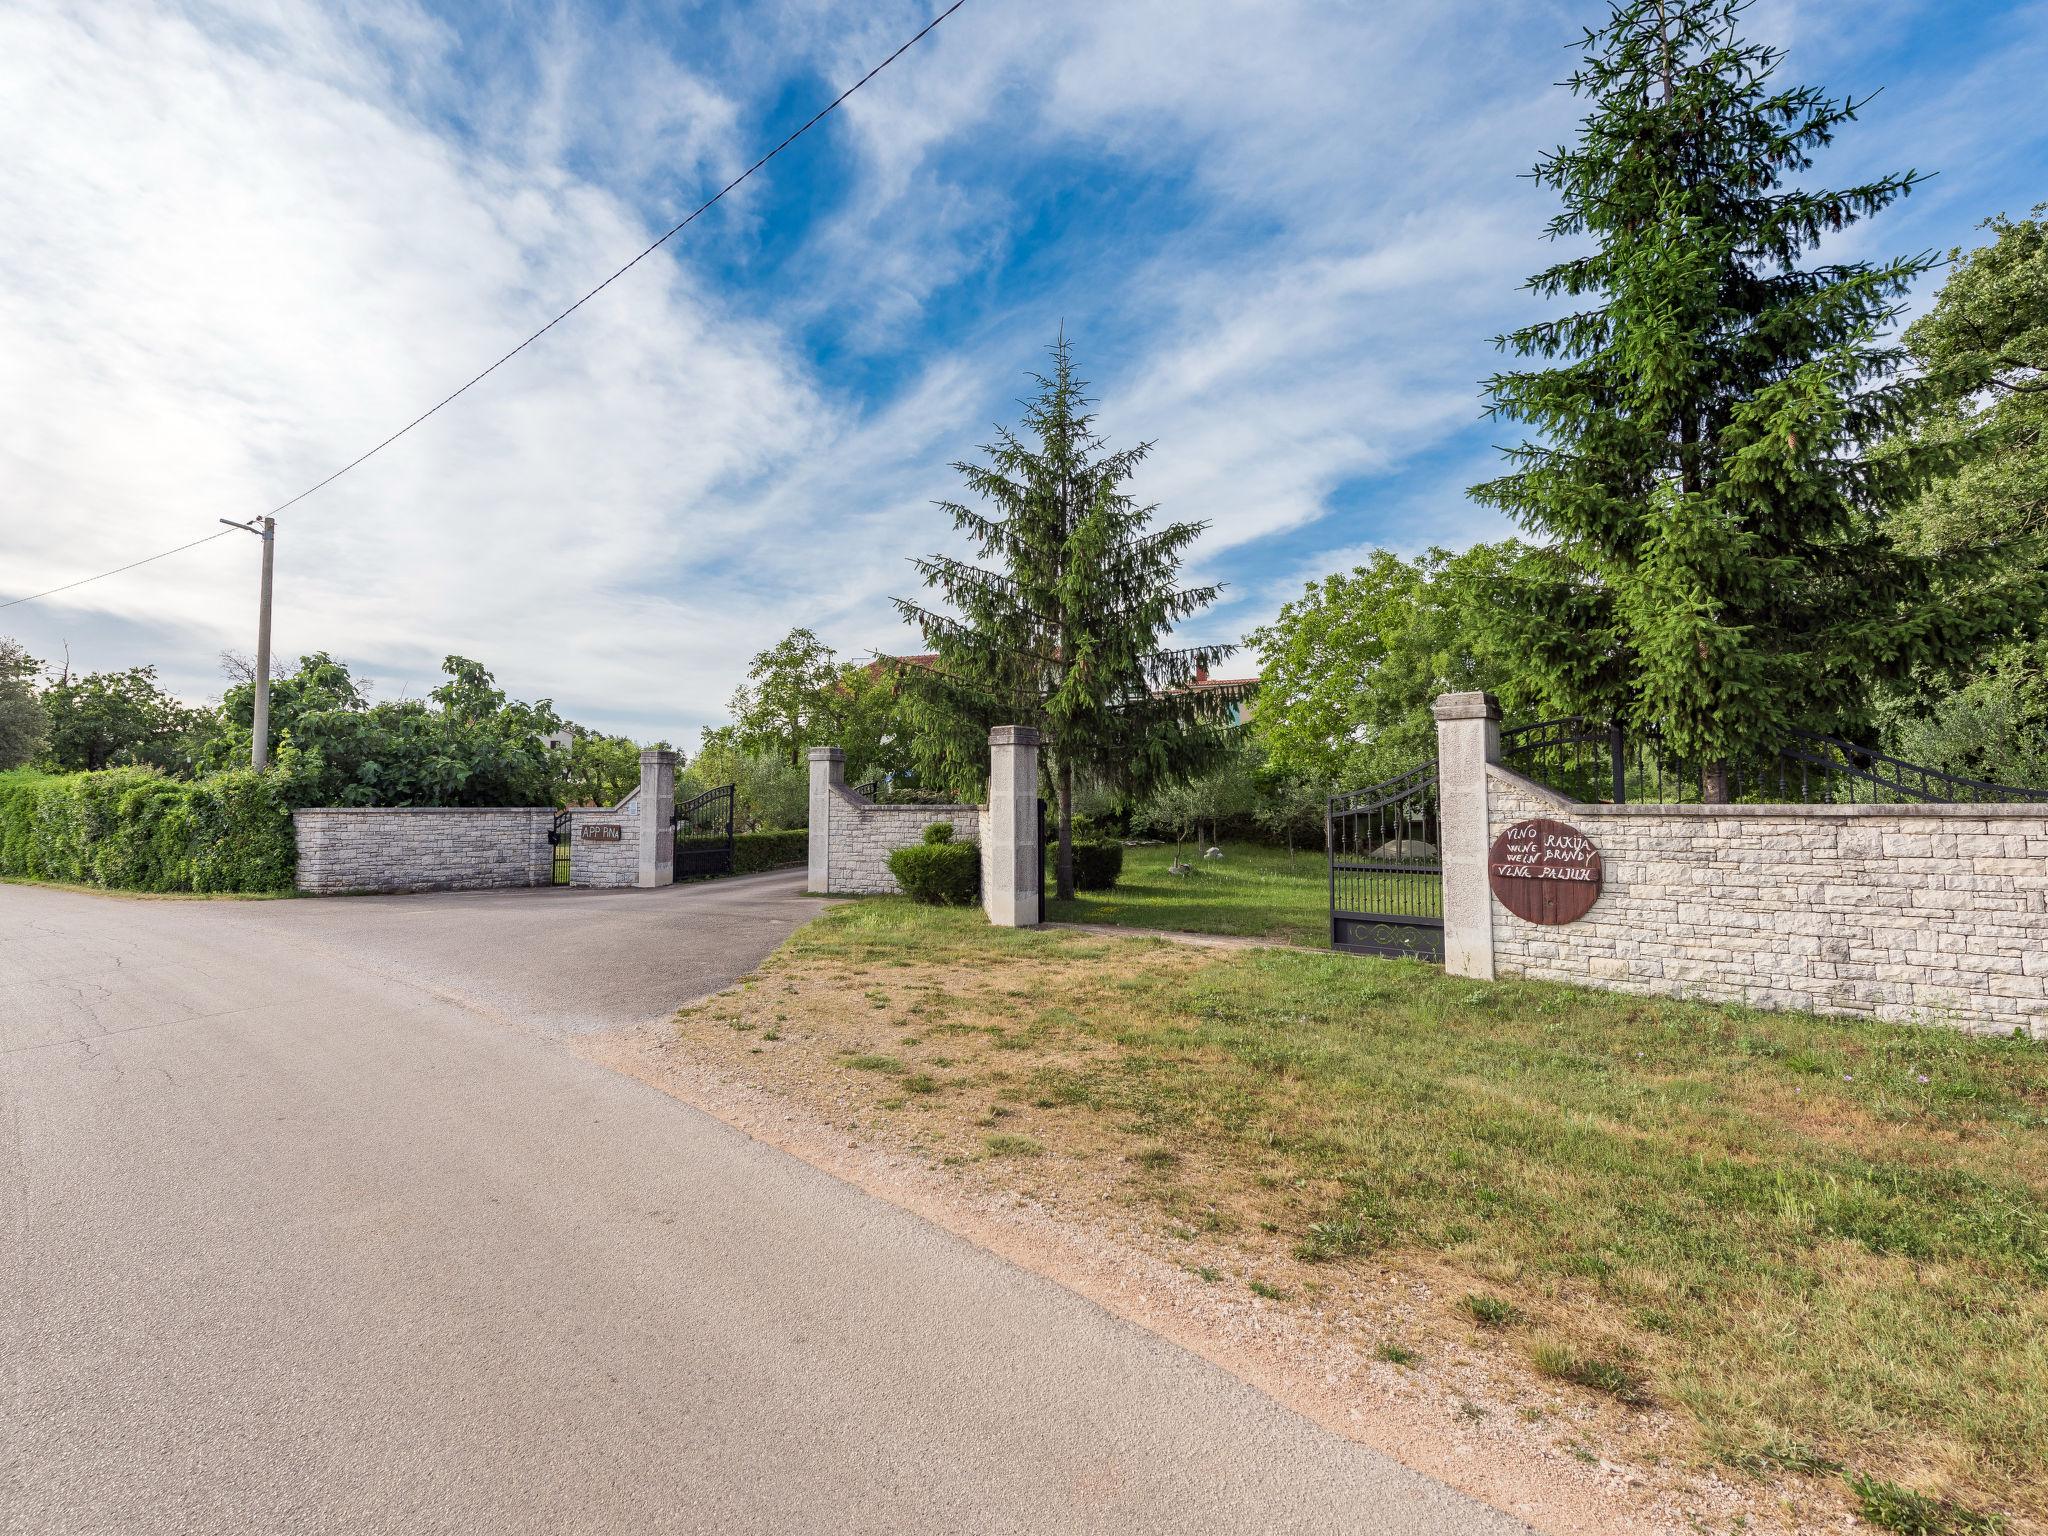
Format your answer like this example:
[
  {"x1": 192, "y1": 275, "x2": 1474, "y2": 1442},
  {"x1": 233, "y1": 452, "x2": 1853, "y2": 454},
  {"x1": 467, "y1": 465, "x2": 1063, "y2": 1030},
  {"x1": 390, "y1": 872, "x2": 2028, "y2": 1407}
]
[
  {"x1": 895, "y1": 336, "x2": 1238, "y2": 898},
  {"x1": 1473, "y1": 0, "x2": 2015, "y2": 799}
]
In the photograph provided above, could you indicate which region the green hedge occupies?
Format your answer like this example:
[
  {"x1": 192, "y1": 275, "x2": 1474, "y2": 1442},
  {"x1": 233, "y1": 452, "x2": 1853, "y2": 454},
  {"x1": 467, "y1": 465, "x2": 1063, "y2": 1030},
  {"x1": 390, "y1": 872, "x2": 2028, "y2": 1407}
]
[
  {"x1": 0, "y1": 768, "x2": 295, "y2": 893},
  {"x1": 888, "y1": 824, "x2": 981, "y2": 905},
  {"x1": 676, "y1": 828, "x2": 809, "y2": 874},
  {"x1": 1070, "y1": 839, "x2": 1124, "y2": 891}
]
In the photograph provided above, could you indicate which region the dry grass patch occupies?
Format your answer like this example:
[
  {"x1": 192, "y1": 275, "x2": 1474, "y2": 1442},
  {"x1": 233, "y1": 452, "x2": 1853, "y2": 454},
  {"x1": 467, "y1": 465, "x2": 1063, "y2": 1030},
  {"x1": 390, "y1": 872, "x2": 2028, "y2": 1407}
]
[{"x1": 677, "y1": 899, "x2": 2048, "y2": 1526}]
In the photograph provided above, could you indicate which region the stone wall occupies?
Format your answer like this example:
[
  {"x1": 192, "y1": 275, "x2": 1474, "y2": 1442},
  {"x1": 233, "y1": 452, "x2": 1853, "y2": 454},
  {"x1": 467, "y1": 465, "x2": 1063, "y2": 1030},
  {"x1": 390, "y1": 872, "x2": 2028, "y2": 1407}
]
[
  {"x1": 815, "y1": 787, "x2": 981, "y2": 895},
  {"x1": 1482, "y1": 764, "x2": 2048, "y2": 1037},
  {"x1": 565, "y1": 791, "x2": 639, "y2": 888},
  {"x1": 294, "y1": 807, "x2": 554, "y2": 895},
  {"x1": 807, "y1": 738, "x2": 1041, "y2": 921}
]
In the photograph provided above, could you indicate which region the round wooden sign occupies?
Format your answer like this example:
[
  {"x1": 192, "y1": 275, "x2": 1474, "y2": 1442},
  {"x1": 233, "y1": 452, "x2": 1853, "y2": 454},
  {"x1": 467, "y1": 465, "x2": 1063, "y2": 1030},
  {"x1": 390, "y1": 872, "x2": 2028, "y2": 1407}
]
[{"x1": 1488, "y1": 818, "x2": 1602, "y2": 925}]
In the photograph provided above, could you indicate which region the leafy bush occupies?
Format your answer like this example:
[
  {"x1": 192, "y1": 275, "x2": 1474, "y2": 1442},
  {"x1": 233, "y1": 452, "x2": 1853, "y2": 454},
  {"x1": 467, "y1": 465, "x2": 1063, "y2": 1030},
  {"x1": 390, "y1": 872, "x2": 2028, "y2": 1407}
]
[
  {"x1": 1070, "y1": 839, "x2": 1123, "y2": 890},
  {"x1": 734, "y1": 829, "x2": 808, "y2": 872},
  {"x1": 0, "y1": 766, "x2": 294, "y2": 893},
  {"x1": 888, "y1": 833, "x2": 980, "y2": 905}
]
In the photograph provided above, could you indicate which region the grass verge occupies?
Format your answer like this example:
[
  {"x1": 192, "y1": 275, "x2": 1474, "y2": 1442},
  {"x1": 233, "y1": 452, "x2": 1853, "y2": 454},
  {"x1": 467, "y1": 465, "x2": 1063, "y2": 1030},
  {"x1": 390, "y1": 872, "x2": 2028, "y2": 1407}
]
[{"x1": 680, "y1": 898, "x2": 2047, "y2": 1523}]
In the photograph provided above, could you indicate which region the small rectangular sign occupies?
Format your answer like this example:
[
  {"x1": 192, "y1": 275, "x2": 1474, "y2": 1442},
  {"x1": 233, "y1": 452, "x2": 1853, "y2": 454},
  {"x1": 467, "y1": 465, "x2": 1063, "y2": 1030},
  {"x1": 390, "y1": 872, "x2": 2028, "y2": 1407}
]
[{"x1": 580, "y1": 823, "x2": 624, "y2": 842}]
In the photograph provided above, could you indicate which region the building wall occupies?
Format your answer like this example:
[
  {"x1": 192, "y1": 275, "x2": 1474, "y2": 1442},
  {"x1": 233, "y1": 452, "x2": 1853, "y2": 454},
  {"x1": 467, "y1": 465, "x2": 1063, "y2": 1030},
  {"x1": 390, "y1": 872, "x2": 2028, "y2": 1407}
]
[
  {"x1": 1484, "y1": 765, "x2": 2048, "y2": 1037},
  {"x1": 293, "y1": 807, "x2": 554, "y2": 895},
  {"x1": 565, "y1": 793, "x2": 639, "y2": 888}
]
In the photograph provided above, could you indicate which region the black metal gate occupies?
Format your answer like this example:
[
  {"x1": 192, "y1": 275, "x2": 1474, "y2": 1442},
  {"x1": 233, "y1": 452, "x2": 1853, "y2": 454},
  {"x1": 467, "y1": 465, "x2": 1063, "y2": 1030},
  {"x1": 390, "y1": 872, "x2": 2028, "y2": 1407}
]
[
  {"x1": 550, "y1": 808, "x2": 572, "y2": 886},
  {"x1": 1328, "y1": 760, "x2": 1443, "y2": 961},
  {"x1": 673, "y1": 784, "x2": 736, "y2": 878},
  {"x1": 1037, "y1": 797, "x2": 1047, "y2": 895}
]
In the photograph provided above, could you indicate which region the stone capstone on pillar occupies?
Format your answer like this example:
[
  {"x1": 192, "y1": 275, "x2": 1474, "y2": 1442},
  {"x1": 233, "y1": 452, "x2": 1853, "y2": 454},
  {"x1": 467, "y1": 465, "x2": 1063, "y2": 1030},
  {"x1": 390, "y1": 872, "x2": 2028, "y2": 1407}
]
[
  {"x1": 984, "y1": 724, "x2": 1042, "y2": 929},
  {"x1": 1433, "y1": 691, "x2": 1501, "y2": 981},
  {"x1": 637, "y1": 748, "x2": 678, "y2": 889}
]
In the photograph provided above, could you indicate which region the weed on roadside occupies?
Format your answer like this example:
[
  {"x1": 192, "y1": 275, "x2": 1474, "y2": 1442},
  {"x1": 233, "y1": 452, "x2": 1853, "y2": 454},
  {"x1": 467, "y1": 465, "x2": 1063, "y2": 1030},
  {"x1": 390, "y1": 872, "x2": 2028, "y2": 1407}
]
[
  {"x1": 1459, "y1": 1294, "x2": 1524, "y2": 1328},
  {"x1": 1848, "y1": 1476, "x2": 2004, "y2": 1535}
]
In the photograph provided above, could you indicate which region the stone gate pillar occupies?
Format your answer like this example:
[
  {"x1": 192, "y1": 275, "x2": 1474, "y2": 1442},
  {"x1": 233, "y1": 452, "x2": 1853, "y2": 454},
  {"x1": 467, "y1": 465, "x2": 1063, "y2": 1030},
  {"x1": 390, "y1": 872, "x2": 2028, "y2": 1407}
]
[
  {"x1": 637, "y1": 747, "x2": 678, "y2": 888},
  {"x1": 807, "y1": 746, "x2": 844, "y2": 895},
  {"x1": 985, "y1": 725, "x2": 1041, "y2": 928},
  {"x1": 1434, "y1": 692, "x2": 1499, "y2": 980}
]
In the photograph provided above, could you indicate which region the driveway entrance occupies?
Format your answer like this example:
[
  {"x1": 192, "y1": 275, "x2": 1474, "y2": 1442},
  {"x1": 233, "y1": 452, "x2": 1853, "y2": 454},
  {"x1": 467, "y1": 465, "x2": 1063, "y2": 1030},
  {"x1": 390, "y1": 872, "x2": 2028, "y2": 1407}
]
[{"x1": 1, "y1": 877, "x2": 1527, "y2": 1536}]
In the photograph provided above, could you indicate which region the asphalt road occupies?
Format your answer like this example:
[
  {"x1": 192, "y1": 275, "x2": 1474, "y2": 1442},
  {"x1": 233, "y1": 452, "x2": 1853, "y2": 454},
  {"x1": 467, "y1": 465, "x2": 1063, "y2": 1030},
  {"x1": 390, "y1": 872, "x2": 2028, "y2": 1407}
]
[{"x1": 1, "y1": 875, "x2": 1531, "y2": 1535}]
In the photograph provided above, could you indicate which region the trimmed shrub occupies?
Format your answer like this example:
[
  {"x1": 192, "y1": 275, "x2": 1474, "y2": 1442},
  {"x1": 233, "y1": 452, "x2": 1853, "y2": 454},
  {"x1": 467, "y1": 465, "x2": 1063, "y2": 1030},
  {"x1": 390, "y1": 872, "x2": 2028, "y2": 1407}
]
[
  {"x1": 0, "y1": 767, "x2": 294, "y2": 894},
  {"x1": 677, "y1": 829, "x2": 809, "y2": 874},
  {"x1": 889, "y1": 837, "x2": 980, "y2": 905},
  {"x1": 1070, "y1": 839, "x2": 1124, "y2": 891},
  {"x1": 921, "y1": 821, "x2": 956, "y2": 844},
  {"x1": 734, "y1": 828, "x2": 808, "y2": 873}
]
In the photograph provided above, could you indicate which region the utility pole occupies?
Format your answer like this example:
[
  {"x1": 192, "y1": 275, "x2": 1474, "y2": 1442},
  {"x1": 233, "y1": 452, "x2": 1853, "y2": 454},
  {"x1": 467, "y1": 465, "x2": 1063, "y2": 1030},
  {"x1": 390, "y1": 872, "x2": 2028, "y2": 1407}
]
[{"x1": 219, "y1": 516, "x2": 276, "y2": 769}]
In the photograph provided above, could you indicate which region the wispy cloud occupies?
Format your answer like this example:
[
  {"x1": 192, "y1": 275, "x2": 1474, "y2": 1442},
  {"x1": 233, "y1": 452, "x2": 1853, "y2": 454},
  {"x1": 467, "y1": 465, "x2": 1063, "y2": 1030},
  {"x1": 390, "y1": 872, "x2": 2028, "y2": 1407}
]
[{"x1": 0, "y1": 0, "x2": 2037, "y2": 745}]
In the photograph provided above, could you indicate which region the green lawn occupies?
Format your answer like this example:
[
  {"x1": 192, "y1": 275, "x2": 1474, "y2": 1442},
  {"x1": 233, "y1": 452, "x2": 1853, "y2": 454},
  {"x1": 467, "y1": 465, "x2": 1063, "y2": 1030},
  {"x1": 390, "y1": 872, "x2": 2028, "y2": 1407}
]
[
  {"x1": 1045, "y1": 839, "x2": 1330, "y2": 946},
  {"x1": 738, "y1": 900, "x2": 2048, "y2": 1525}
]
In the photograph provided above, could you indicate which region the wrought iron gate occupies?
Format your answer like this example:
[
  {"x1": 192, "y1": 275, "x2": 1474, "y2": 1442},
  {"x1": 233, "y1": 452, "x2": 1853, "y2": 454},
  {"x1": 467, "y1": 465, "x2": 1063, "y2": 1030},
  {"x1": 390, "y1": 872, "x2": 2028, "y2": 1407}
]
[
  {"x1": 673, "y1": 784, "x2": 736, "y2": 878},
  {"x1": 1328, "y1": 759, "x2": 1443, "y2": 961},
  {"x1": 550, "y1": 808, "x2": 572, "y2": 885},
  {"x1": 1037, "y1": 797, "x2": 1047, "y2": 895}
]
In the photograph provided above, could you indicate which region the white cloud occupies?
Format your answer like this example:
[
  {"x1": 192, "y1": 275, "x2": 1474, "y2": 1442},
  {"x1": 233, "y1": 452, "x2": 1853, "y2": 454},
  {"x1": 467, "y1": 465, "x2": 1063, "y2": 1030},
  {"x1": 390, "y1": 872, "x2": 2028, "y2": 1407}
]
[{"x1": 1, "y1": 0, "x2": 2035, "y2": 749}]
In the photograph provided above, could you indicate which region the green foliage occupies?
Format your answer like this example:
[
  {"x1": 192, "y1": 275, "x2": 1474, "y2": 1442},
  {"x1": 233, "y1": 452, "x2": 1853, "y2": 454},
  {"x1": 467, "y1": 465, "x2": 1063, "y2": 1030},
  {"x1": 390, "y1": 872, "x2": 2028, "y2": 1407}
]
[
  {"x1": 1068, "y1": 839, "x2": 1122, "y2": 891},
  {"x1": 731, "y1": 829, "x2": 808, "y2": 873},
  {"x1": 921, "y1": 820, "x2": 956, "y2": 845},
  {"x1": 674, "y1": 829, "x2": 808, "y2": 875},
  {"x1": 725, "y1": 628, "x2": 840, "y2": 767},
  {"x1": 204, "y1": 652, "x2": 569, "y2": 810},
  {"x1": 0, "y1": 766, "x2": 293, "y2": 893},
  {"x1": 557, "y1": 729, "x2": 642, "y2": 807},
  {"x1": 1876, "y1": 209, "x2": 2048, "y2": 788},
  {"x1": 1878, "y1": 642, "x2": 2048, "y2": 791},
  {"x1": 0, "y1": 638, "x2": 45, "y2": 769},
  {"x1": 40, "y1": 665, "x2": 210, "y2": 774},
  {"x1": 1246, "y1": 544, "x2": 1545, "y2": 788},
  {"x1": 1847, "y1": 1475, "x2": 2005, "y2": 1535},
  {"x1": 887, "y1": 838, "x2": 980, "y2": 906},
  {"x1": 1472, "y1": 1, "x2": 2015, "y2": 784},
  {"x1": 895, "y1": 334, "x2": 1238, "y2": 897},
  {"x1": 1889, "y1": 207, "x2": 2048, "y2": 553},
  {"x1": 683, "y1": 737, "x2": 808, "y2": 830}
]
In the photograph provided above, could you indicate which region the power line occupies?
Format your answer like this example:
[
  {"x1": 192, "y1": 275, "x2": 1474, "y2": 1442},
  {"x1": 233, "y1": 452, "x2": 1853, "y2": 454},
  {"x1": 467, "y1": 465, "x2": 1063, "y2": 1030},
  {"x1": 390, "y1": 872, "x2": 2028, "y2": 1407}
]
[
  {"x1": 0, "y1": 529, "x2": 238, "y2": 611},
  {"x1": 0, "y1": 0, "x2": 969, "y2": 613}
]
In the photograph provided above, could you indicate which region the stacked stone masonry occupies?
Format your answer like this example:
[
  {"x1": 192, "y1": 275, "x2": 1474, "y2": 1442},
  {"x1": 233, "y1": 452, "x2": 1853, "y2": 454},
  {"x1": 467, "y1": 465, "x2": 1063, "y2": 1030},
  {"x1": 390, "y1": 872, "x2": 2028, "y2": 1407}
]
[
  {"x1": 817, "y1": 788, "x2": 981, "y2": 895},
  {"x1": 294, "y1": 807, "x2": 554, "y2": 894},
  {"x1": 565, "y1": 793, "x2": 640, "y2": 888},
  {"x1": 1486, "y1": 766, "x2": 2048, "y2": 1038}
]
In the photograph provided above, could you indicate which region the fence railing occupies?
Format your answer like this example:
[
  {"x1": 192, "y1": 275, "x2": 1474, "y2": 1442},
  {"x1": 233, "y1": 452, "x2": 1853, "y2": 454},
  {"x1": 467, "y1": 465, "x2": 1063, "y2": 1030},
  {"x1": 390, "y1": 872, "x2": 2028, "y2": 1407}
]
[{"x1": 1499, "y1": 717, "x2": 2048, "y2": 806}]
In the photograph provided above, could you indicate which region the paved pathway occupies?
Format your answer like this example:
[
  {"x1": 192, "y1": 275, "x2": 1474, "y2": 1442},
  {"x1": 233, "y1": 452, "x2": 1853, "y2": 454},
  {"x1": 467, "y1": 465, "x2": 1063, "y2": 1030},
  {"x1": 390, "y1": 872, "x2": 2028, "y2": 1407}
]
[{"x1": 1, "y1": 876, "x2": 1531, "y2": 1535}]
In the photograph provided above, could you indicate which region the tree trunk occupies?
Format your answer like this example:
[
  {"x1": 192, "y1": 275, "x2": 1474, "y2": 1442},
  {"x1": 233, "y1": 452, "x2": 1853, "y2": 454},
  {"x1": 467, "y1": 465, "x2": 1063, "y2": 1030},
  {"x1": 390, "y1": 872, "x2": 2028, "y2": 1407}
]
[
  {"x1": 1055, "y1": 756, "x2": 1076, "y2": 901},
  {"x1": 1703, "y1": 760, "x2": 1730, "y2": 805}
]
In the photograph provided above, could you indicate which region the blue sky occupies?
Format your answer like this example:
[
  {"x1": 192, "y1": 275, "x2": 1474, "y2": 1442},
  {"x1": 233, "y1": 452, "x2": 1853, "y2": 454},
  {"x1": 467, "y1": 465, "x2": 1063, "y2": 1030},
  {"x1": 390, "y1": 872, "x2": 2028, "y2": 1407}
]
[{"x1": 3, "y1": 0, "x2": 2045, "y2": 747}]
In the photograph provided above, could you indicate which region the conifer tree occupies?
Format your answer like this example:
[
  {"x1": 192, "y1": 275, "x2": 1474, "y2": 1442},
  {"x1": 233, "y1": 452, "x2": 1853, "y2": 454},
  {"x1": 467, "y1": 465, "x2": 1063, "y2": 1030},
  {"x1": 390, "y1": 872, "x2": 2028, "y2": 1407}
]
[
  {"x1": 895, "y1": 336, "x2": 1238, "y2": 898},
  {"x1": 1473, "y1": 0, "x2": 2021, "y2": 798}
]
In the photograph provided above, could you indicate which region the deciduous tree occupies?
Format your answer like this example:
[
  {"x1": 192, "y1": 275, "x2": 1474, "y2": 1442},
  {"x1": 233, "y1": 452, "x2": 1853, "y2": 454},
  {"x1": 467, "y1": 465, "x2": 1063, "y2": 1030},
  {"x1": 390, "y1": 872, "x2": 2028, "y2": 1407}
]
[
  {"x1": 0, "y1": 639, "x2": 45, "y2": 770},
  {"x1": 1246, "y1": 543, "x2": 1543, "y2": 789},
  {"x1": 40, "y1": 665, "x2": 205, "y2": 773}
]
